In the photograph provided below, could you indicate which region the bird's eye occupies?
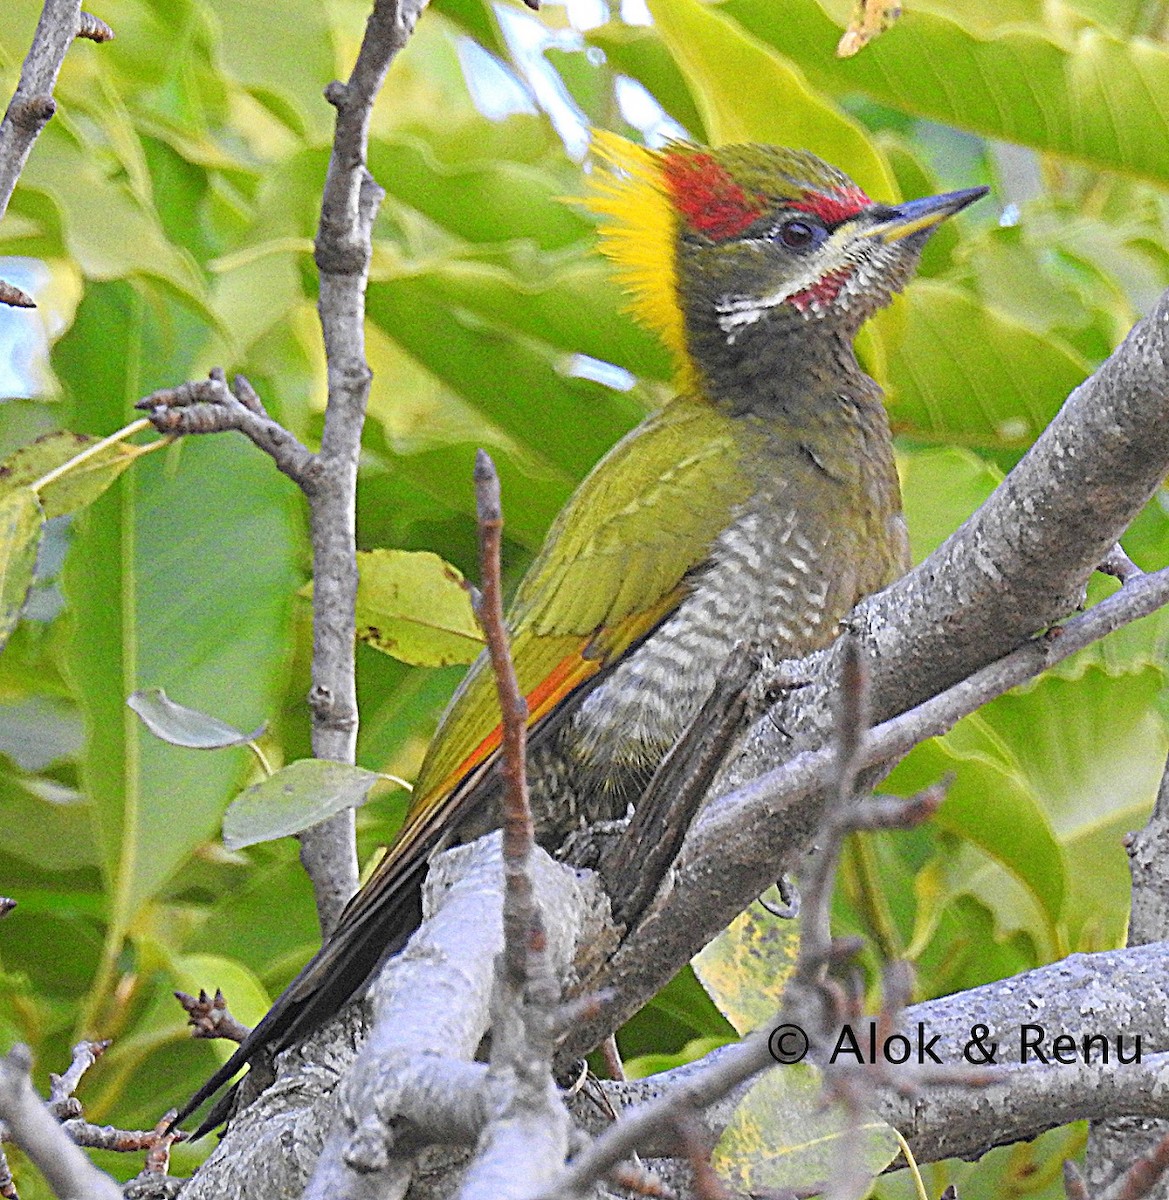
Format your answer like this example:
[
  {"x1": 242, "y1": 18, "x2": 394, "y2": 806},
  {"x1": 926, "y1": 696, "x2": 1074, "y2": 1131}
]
[{"x1": 777, "y1": 219, "x2": 819, "y2": 249}]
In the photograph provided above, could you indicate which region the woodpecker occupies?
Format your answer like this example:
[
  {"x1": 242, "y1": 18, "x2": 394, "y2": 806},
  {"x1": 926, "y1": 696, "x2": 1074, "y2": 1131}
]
[{"x1": 175, "y1": 134, "x2": 986, "y2": 1132}]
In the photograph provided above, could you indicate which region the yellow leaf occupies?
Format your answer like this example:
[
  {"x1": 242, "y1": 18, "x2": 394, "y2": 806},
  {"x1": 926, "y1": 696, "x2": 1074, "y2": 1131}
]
[
  {"x1": 714, "y1": 1067, "x2": 899, "y2": 1190},
  {"x1": 693, "y1": 891, "x2": 801, "y2": 1035},
  {"x1": 0, "y1": 489, "x2": 44, "y2": 652},
  {"x1": 355, "y1": 549, "x2": 485, "y2": 667},
  {"x1": 0, "y1": 430, "x2": 145, "y2": 519}
]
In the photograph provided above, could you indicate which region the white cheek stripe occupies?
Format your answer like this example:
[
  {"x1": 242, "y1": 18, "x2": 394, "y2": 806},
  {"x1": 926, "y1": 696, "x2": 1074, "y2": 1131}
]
[{"x1": 713, "y1": 228, "x2": 871, "y2": 338}]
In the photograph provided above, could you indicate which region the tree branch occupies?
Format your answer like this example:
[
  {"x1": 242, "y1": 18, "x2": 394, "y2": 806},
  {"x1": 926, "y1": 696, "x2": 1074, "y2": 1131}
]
[
  {"x1": 579, "y1": 940, "x2": 1169, "y2": 1179},
  {"x1": 180, "y1": 836, "x2": 598, "y2": 1200},
  {"x1": 458, "y1": 451, "x2": 571, "y2": 1199},
  {"x1": 545, "y1": 640, "x2": 950, "y2": 1200},
  {"x1": 296, "y1": 0, "x2": 432, "y2": 934},
  {"x1": 0, "y1": 1045, "x2": 122, "y2": 1200},
  {"x1": 1086, "y1": 751, "x2": 1169, "y2": 1188},
  {"x1": 0, "y1": 0, "x2": 109, "y2": 307},
  {"x1": 137, "y1": 373, "x2": 319, "y2": 493}
]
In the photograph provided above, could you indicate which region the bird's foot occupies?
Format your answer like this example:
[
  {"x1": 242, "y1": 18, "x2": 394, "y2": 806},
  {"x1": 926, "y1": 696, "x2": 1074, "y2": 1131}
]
[{"x1": 557, "y1": 817, "x2": 631, "y2": 869}]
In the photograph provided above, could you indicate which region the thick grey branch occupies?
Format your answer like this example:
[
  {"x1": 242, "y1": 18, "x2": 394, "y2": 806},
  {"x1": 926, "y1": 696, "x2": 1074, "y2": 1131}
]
[{"x1": 182, "y1": 838, "x2": 599, "y2": 1200}]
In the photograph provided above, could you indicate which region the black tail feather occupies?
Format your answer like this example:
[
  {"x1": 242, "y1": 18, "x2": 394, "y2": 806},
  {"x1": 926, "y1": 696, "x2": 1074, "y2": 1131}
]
[{"x1": 170, "y1": 860, "x2": 426, "y2": 1136}]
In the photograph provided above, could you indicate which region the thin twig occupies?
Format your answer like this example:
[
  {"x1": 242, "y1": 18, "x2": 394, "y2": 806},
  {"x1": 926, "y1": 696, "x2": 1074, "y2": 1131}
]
[
  {"x1": 1, "y1": 0, "x2": 107, "y2": 313},
  {"x1": 76, "y1": 11, "x2": 113, "y2": 42},
  {"x1": 457, "y1": 452, "x2": 570, "y2": 1199},
  {"x1": 673, "y1": 1112, "x2": 728, "y2": 1200},
  {"x1": 174, "y1": 989, "x2": 250, "y2": 1043},
  {"x1": 62, "y1": 1117, "x2": 187, "y2": 1154},
  {"x1": 0, "y1": 1045, "x2": 123, "y2": 1200},
  {"x1": 473, "y1": 449, "x2": 542, "y2": 983},
  {"x1": 0, "y1": 279, "x2": 34, "y2": 309},
  {"x1": 143, "y1": 0, "x2": 434, "y2": 934},
  {"x1": 1104, "y1": 1131, "x2": 1169, "y2": 1200},
  {"x1": 137, "y1": 374, "x2": 319, "y2": 492},
  {"x1": 1, "y1": 0, "x2": 83, "y2": 222},
  {"x1": 47, "y1": 1039, "x2": 110, "y2": 1116},
  {"x1": 601, "y1": 1037, "x2": 626, "y2": 1083},
  {"x1": 1063, "y1": 1161, "x2": 1089, "y2": 1200}
]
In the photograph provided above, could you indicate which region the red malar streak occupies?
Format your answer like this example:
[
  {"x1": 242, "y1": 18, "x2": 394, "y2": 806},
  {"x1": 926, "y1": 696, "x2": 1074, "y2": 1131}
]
[
  {"x1": 661, "y1": 151, "x2": 766, "y2": 241},
  {"x1": 789, "y1": 185, "x2": 870, "y2": 226},
  {"x1": 789, "y1": 266, "x2": 853, "y2": 314}
]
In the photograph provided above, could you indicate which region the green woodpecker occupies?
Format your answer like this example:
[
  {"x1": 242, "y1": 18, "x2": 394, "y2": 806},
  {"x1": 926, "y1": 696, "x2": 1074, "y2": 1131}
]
[{"x1": 177, "y1": 134, "x2": 986, "y2": 1131}]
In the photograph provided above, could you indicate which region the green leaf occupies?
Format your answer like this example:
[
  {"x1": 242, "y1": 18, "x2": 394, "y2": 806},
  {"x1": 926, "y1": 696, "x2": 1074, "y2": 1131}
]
[
  {"x1": 0, "y1": 772, "x2": 97, "y2": 872},
  {"x1": 692, "y1": 892, "x2": 801, "y2": 1035},
  {"x1": 886, "y1": 280, "x2": 1091, "y2": 449},
  {"x1": 202, "y1": 0, "x2": 336, "y2": 141},
  {"x1": 0, "y1": 431, "x2": 146, "y2": 520},
  {"x1": 977, "y1": 664, "x2": 1166, "y2": 950},
  {"x1": 222, "y1": 759, "x2": 384, "y2": 850},
  {"x1": 898, "y1": 447, "x2": 1002, "y2": 564},
  {"x1": 127, "y1": 687, "x2": 265, "y2": 749},
  {"x1": 369, "y1": 138, "x2": 592, "y2": 252},
  {"x1": 353, "y1": 549, "x2": 484, "y2": 668},
  {"x1": 586, "y1": 23, "x2": 707, "y2": 137},
  {"x1": 911, "y1": 892, "x2": 1040, "y2": 999},
  {"x1": 365, "y1": 274, "x2": 645, "y2": 488},
  {"x1": 391, "y1": 257, "x2": 673, "y2": 384},
  {"x1": 622, "y1": 966, "x2": 737, "y2": 1074},
  {"x1": 726, "y1": 0, "x2": 1169, "y2": 186},
  {"x1": 714, "y1": 1066, "x2": 899, "y2": 1190},
  {"x1": 431, "y1": 0, "x2": 509, "y2": 58},
  {"x1": 902, "y1": 738, "x2": 1067, "y2": 942},
  {"x1": 886, "y1": 664, "x2": 1166, "y2": 954},
  {"x1": 57, "y1": 280, "x2": 300, "y2": 1007},
  {"x1": 959, "y1": 220, "x2": 1126, "y2": 361},
  {"x1": 648, "y1": 0, "x2": 897, "y2": 201},
  {"x1": 20, "y1": 124, "x2": 208, "y2": 305},
  {"x1": 0, "y1": 489, "x2": 44, "y2": 652}
]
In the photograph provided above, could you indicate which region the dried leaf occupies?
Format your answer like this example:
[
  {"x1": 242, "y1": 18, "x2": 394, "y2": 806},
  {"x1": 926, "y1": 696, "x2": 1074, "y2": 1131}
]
[{"x1": 837, "y1": 0, "x2": 903, "y2": 57}]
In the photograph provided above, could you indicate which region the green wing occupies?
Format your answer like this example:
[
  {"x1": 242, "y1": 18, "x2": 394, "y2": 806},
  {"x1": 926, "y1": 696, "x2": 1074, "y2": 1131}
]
[{"x1": 410, "y1": 398, "x2": 750, "y2": 810}]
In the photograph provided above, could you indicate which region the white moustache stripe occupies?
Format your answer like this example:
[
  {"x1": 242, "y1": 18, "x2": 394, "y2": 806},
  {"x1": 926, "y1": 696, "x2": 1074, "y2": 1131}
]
[{"x1": 714, "y1": 228, "x2": 864, "y2": 333}]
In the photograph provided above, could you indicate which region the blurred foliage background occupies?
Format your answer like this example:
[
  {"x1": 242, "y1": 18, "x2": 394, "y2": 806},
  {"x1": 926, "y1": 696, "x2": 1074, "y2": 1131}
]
[{"x1": 2, "y1": 0, "x2": 1169, "y2": 1192}]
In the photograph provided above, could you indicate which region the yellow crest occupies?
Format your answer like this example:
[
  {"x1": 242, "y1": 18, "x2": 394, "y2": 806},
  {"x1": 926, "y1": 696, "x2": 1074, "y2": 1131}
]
[{"x1": 582, "y1": 131, "x2": 692, "y2": 389}]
